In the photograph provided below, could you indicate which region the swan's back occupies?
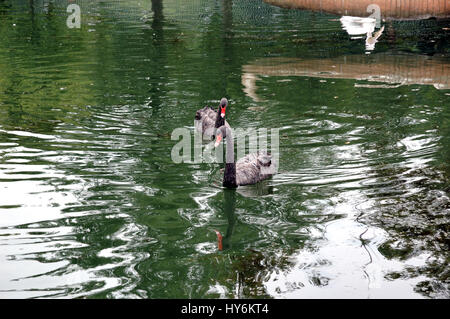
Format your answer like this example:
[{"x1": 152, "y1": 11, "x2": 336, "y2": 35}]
[
  {"x1": 195, "y1": 106, "x2": 216, "y2": 133},
  {"x1": 195, "y1": 106, "x2": 230, "y2": 138},
  {"x1": 235, "y1": 150, "x2": 276, "y2": 186}
]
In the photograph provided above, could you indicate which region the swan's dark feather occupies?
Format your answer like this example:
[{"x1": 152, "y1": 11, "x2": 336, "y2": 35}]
[
  {"x1": 235, "y1": 150, "x2": 275, "y2": 186},
  {"x1": 195, "y1": 106, "x2": 230, "y2": 138}
]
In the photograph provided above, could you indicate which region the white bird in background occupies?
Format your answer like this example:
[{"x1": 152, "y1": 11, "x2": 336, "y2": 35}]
[
  {"x1": 340, "y1": 16, "x2": 376, "y2": 37},
  {"x1": 340, "y1": 16, "x2": 384, "y2": 52}
]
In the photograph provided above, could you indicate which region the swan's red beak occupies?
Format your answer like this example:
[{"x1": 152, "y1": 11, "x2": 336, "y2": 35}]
[
  {"x1": 220, "y1": 106, "x2": 226, "y2": 118},
  {"x1": 214, "y1": 134, "x2": 223, "y2": 147}
]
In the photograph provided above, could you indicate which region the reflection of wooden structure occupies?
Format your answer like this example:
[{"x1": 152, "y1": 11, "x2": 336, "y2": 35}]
[
  {"x1": 242, "y1": 55, "x2": 449, "y2": 101},
  {"x1": 265, "y1": 0, "x2": 449, "y2": 20}
]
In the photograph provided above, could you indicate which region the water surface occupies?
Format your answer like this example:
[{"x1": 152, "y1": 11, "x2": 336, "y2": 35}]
[{"x1": 0, "y1": 0, "x2": 449, "y2": 298}]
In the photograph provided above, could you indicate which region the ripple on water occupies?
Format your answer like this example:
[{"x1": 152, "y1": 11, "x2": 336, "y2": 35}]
[{"x1": 0, "y1": 0, "x2": 449, "y2": 299}]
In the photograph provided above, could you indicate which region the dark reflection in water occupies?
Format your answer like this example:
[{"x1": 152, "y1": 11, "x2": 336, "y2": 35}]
[
  {"x1": 0, "y1": 0, "x2": 449, "y2": 299},
  {"x1": 361, "y1": 167, "x2": 450, "y2": 298},
  {"x1": 216, "y1": 189, "x2": 237, "y2": 251}
]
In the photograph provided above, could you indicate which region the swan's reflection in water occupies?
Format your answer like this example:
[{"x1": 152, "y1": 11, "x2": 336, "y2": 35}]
[
  {"x1": 214, "y1": 182, "x2": 274, "y2": 251},
  {"x1": 215, "y1": 189, "x2": 237, "y2": 251},
  {"x1": 236, "y1": 181, "x2": 274, "y2": 198},
  {"x1": 365, "y1": 25, "x2": 384, "y2": 52},
  {"x1": 340, "y1": 16, "x2": 384, "y2": 53}
]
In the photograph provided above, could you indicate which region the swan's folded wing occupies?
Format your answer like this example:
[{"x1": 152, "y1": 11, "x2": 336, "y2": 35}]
[
  {"x1": 235, "y1": 160, "x2": 261, "y2": 186},
  {"x1": 236, "y1": 153, "x2": 258, "y2": 166},
  {"x1": 195, "y1": 107, "x2": 217, "y2": 137},
  {"x1": 236, "y1": 151, "x2": 272, "y2": 167},
  {"x1": 235, "y1": 151, "x2": 275, "y2": 186},
  {"x1": 196, "y1": 106, "x2": 211, "y2": 119},
  {"x1": 196, "y1": 106, "x2": 216, "y2": 121}
]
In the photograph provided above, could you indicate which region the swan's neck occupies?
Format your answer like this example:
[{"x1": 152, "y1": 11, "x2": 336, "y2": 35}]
[
  {"x1": 214, "y1": 106, "x2": 225, "y2": 128},
  {"x1": 223, "y1": 130, "x2": 237, "y2": 188}
]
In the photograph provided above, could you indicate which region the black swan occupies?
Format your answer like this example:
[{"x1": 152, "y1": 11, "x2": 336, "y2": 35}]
[
  {"x1": 214, "y1": 125, "x2": 276, "y2": 188},
  {"x1": 195, "y1": 98, "x2": 230, "y2": 139}
]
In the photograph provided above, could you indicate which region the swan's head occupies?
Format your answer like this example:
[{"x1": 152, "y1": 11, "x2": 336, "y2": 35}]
[
  {"x1": 219, "y1": 98, "x2": 228, "y2": 118},
  {"x1": 214, "y1": 125, "x2": 230, "y2": 148}
]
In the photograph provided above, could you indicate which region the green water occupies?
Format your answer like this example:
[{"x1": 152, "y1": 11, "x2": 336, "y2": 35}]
[{"x1": 0, "y1": 0, "x2": 449, "y2": 298}]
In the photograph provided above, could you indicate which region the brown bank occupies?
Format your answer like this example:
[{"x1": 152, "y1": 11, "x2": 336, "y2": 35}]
[{"x1": 265, "y1": 0, "x2": 449, "y2": 20}]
